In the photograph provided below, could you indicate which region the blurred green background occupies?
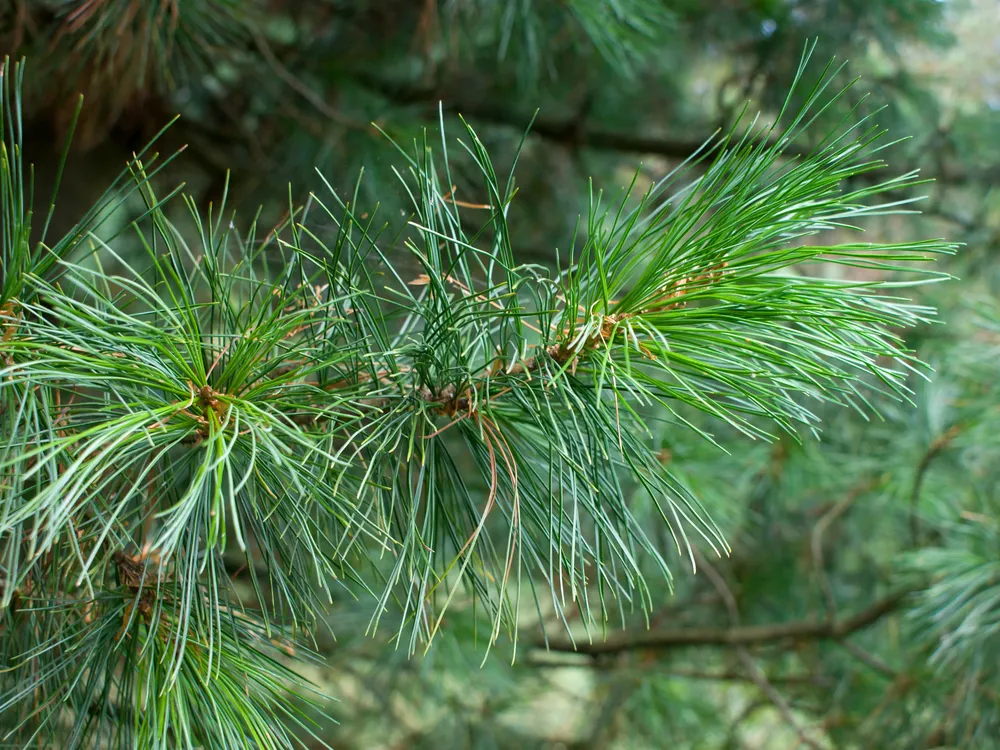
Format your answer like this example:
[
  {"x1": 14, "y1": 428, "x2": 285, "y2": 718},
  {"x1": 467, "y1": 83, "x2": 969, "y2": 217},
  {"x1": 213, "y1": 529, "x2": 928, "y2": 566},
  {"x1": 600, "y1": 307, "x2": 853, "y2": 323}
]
[{"x1": 4, "y1": 1, "x2": 1000, "y2": 748}]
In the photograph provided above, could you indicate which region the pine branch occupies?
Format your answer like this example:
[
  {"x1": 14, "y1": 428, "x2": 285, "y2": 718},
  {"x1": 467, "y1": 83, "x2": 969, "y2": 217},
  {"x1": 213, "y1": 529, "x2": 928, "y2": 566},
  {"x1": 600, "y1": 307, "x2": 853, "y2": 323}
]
[
  {"x1": 908, "y1": 423, "x2": 961, "y2": 546},
  {"x1": 540, "y1": 589, "x2": 913, "y2": 655},
  {"x1": 353, "y1": 70, "x2": 728, "y2": 159},
  {"x1": 354, "y1": 72, "x2": 1000, "y2": 192},
  {"x1": 696, "y1": 549, "x2": 824, "y2": 750},
  {"x1": 0, "y1": 43, "x2": 957, "y2": 748},
  {"x1": 811, "y1": 476, "x2": 881, "y2": 621},
  {"x1": 526, "y1": 658, "x2": 831, "y2": 686}
]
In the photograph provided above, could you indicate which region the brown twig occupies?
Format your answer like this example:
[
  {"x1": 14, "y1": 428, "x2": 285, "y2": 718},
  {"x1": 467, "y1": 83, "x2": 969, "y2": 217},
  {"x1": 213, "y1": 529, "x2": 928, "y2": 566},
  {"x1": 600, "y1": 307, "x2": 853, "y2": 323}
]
[
  {"x1": 811, "y1": 477, "x2": 880, "y2": 622},
  {"x1": 249, "y1": 27, "x2": 368, "y2": 132},
  {"x1": 695, "y1": 551, "x2": 824, "y2": 750},
  {"x1": 526, "y1": 657, "x2": 829, "y2": 687},
  {"x1": 542, "y1": 589, "x2": 912, "y2": 655},
  {"x1": 838, "y1": 639, "x2": 898, "y2": 680},
  {"x1": 354, "y1": 73, "x2": 1000, "y2": 192},
  {"x1": 352, "y1": 73, "x2": 743, "y2": 160},
  {"x1": 909, "y1": 424, "x2": 962, "y2": 546}
]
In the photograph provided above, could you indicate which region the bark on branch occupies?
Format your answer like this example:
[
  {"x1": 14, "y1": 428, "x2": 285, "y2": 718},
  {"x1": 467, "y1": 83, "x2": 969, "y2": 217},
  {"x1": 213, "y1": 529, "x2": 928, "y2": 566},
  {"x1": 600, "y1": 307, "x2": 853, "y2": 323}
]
[
  {"x1": 542, "y1": 589, "x2": 912, "y2": 656},
  {"x1": 356, "y1": 74, "x2": 998, "y2": 188},
  {"x1": 353, "y1": 73, "x2": 733, "y2": 159}
]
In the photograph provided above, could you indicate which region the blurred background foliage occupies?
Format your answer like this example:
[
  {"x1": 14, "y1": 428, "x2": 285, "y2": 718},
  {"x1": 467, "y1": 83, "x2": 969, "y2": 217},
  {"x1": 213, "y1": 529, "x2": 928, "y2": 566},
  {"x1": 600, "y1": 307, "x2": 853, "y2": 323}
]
[{"x1": 3, "y1": 0, "x2": 1000, "y2": 748}]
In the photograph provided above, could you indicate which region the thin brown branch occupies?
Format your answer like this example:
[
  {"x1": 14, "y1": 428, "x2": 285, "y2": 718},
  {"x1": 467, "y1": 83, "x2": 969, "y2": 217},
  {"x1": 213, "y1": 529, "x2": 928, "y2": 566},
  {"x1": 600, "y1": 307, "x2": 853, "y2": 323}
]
[
  {"x1": 251, "y1": 28, "x2": 368, "y2": 132},
  {"x1": 353, "y1": 74, "x2": 1000, "y2": 202},
  {"x1": 542, "y1": 589, "x2": 913, "y2": 656},
  {"x1": 909, "y1": 424, "x2": 962, "y2": 546},
  {"x1": 738, "y1": 653, "x2": 823, "y2": 750},
  {"x1": 839, "y1": 640, "x2": 898, "y2": 680},
  {"x1": 352, "y1": 73, "x2": 732, "y2": 159},
  {"x1": 811, "y1": 477, "x2": 879, "y2": 622},
  {"x1": 527, "y1": 658, "x2": 829, "y2": 687},
  {"x1": 695, "y1": 551, "x2": 823, "y2": 750}
]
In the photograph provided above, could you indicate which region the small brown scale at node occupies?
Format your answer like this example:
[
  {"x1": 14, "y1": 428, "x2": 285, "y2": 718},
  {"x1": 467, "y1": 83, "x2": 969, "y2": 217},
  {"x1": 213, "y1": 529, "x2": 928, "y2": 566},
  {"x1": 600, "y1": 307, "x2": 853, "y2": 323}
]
[{"x1": 111, "y1": 550, "x2": 160, "y2": 641}]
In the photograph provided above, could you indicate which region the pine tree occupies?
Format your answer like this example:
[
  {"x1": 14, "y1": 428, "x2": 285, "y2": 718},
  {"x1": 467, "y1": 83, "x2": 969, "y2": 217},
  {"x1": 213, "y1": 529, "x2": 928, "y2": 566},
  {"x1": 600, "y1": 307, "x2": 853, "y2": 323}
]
[{"x1": 2, "y1": 2, "x2": 998, "y2": 748}]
